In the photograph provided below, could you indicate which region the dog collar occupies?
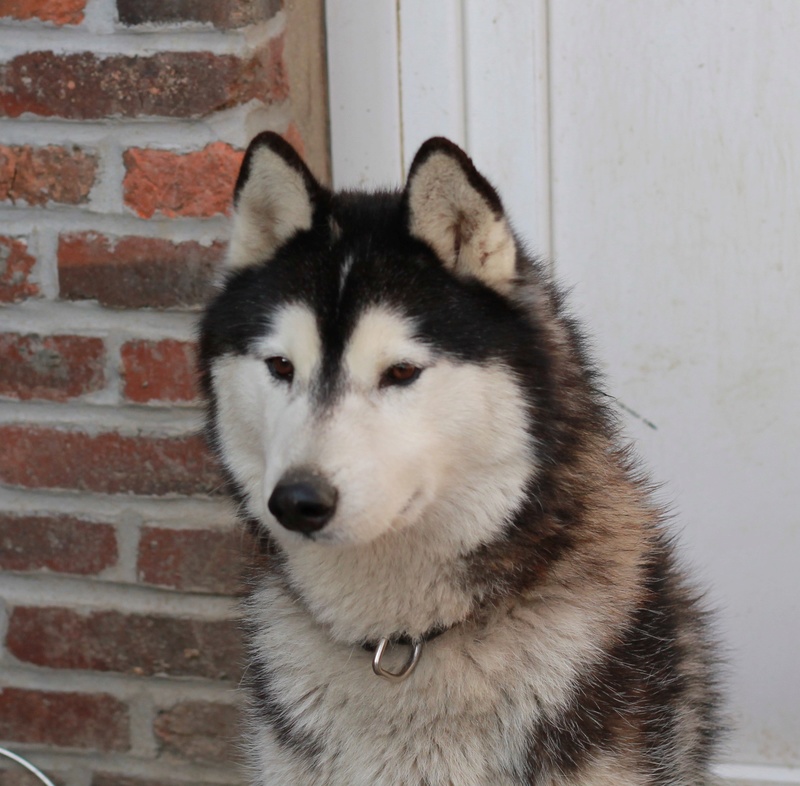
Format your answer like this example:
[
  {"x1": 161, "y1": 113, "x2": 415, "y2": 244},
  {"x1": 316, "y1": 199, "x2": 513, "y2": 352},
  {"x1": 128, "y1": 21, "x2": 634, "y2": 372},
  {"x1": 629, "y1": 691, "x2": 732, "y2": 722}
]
[{"x1": 362, "y1": 625, "x2": 448, "y2": 683}]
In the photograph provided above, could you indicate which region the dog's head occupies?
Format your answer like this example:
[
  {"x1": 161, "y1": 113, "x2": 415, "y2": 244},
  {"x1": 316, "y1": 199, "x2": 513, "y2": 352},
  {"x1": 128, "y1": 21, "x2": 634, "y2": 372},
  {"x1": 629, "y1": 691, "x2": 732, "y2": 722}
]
[{"x1": 199, "y1": 134, "x2": 539, "y2": 550}]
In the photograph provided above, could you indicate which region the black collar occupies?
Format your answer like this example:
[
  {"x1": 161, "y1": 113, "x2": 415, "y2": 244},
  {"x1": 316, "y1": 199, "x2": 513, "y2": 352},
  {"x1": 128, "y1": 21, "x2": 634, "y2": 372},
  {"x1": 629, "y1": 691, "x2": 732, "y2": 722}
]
[{"x1": 361, "y1": 623, "x2": 449, "y2": 652}]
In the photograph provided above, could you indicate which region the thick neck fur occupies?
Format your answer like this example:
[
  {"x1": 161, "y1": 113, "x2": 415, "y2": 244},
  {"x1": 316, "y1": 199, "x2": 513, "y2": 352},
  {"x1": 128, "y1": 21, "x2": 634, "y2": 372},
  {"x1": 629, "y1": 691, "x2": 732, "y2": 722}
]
[
  {"x1": 270, "y1": 448, "x2": 537, "y2": 644},
  {"x1": 259, "y1": 437, "x2": 654, "y2": 653},
  {"x1": 276, "y1": 521, "x2": 475, "y2": 645}
]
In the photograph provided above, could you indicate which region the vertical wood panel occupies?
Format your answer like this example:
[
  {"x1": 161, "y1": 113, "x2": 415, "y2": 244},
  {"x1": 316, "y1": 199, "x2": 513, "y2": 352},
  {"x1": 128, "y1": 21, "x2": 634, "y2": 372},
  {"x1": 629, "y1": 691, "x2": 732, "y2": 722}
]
[
  {"x1": 398, "y1": 0, "x2": 467, "y2": 174},
  {"x1": 462, "y1": 0, "x2": 551, "y2": 254},
  {"x1": 325, "y1": 0, "x2": 800, "y2": 776},
  {"x1": 325, "y1": 0, "x2": 402, "y2": 188},
  {"x1": 548, "y1": 0, "x2": 800, "y2": 768},
  {"x1": 327, "y1": 0, "x2": 553, "y2": 254}
]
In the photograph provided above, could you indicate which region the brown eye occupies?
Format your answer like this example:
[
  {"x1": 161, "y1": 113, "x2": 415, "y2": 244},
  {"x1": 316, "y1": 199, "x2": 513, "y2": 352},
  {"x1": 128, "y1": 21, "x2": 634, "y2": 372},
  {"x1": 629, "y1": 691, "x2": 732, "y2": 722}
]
[
  {"x1": 266, "y1": 356, "x2": 294, "y2": 383},
  {"x1": 381, "y1": 363, "x2": 423, "y2": 388}
]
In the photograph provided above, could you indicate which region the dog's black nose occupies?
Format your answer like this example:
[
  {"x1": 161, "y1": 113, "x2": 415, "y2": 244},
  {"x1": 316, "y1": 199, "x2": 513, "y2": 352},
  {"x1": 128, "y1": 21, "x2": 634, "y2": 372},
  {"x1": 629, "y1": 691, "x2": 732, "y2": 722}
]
[{"x1": 268, "y1": 471, "x2": 338, "y2": 534}]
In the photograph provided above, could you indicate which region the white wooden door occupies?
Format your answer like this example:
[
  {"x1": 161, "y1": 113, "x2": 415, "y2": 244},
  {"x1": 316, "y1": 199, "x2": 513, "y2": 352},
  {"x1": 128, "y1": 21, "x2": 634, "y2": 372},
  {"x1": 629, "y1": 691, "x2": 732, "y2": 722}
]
[{"x1": 326, "y1": 2, "x2": 800, "y2": 783}]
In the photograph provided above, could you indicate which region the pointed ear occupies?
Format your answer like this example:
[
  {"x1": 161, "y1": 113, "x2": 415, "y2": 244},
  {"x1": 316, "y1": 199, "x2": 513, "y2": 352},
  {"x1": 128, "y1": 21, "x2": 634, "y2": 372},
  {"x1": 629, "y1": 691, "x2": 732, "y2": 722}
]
[
  {"x1": 227, "y1": 132, "x2": 325, "y2": 271},
  {"x1": 404, "y1": 138, "x2": 517, "y2": 292}
]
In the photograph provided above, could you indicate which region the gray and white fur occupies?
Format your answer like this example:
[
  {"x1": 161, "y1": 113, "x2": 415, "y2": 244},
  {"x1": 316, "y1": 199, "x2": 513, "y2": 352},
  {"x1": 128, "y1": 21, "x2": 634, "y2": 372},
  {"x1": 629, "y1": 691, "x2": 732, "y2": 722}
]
[{"x1": 198, "y1": 133, "x2": 722, "y2": 785}]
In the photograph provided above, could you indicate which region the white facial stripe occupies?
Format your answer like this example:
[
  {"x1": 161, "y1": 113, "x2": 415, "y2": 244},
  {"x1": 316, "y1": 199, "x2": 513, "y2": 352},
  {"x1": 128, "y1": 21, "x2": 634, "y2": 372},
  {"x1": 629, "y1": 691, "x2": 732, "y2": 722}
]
[
  {"x1": 211, "y1": 351, "x2": 318, "y2": 528},
  {"x1": 345, "y1": 306, "x2": 431, "y2": 386},
  {"x1": 251, "y1": 304, "x2": 321, "y2": 381},
  {"x1": 210, "y1": 354, "x2": 271, "y2": 499},
  {"x1": 338, "y1": 253, "x2": 354, "y2": 295}
]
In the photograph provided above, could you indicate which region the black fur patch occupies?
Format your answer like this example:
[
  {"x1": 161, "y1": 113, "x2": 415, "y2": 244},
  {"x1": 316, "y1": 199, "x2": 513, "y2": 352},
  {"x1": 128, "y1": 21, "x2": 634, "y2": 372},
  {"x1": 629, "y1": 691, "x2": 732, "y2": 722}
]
[
  {"x1": 524, "y1": 545, "x2": 720, "y2": 783},
  {"x1": 245, "y1": 655, "x2": 325, "y2": 766}
]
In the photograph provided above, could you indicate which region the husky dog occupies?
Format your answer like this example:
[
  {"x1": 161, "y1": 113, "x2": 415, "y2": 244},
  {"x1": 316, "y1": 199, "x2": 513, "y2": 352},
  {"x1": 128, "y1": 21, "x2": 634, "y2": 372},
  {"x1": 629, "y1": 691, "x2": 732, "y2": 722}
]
[{"x1": 199, "y1": 133, "x2": 721, "y2": 785}]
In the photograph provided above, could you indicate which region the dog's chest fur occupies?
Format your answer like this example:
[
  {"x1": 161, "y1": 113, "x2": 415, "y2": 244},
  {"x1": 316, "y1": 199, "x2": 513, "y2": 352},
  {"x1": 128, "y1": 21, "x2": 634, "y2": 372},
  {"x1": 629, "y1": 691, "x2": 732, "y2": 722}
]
[{"x1": 245, "y1": 572, "x2": 629, "y2": 786}]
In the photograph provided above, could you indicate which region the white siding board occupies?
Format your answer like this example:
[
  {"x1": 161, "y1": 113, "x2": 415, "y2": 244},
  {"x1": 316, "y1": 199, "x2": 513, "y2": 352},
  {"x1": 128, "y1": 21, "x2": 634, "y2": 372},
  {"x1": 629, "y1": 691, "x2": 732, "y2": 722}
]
[
  {"x1": 461, "y1": 1, "x2": 549, "y2": 250},
  {"x1": 326, "y1": 0, "x2": 800, "y2": 773},
  {"x1": 398, "y1": 0, "x2": 467, "y2": 173},
  {"x1": 325, "y1": 0, "x2": 402, "y2": 188},
  {"x1": 548, "y1": 0, "x2": 800, "y2": 767}
]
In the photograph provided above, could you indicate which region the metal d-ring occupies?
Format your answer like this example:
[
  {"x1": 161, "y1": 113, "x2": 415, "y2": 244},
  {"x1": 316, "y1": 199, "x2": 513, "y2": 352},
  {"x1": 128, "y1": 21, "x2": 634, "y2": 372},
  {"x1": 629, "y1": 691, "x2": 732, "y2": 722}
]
[{"x1": 371, "y1": 637, "x2": 423, "y2": 683}]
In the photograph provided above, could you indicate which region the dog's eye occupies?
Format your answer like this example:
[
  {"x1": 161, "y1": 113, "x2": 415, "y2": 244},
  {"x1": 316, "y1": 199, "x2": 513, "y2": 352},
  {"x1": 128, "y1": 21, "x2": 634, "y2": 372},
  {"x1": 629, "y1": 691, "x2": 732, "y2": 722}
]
[
  {"x1": 266, "y1": 356, "x2": 294, "y2": 383},
  {"x1": 380, "y1": 363, "x2": 423, "y2": 388}
]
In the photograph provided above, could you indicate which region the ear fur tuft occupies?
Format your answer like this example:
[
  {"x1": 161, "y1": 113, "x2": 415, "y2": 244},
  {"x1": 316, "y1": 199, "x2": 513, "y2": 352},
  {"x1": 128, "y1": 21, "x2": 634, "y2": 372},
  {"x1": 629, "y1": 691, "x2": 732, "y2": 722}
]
[
  {"x1": 227, "y1": 132, "x2": 324, "y2": 271},
  {"x1": 405, "y1": 137, "x2": 517, "y2": 292}
]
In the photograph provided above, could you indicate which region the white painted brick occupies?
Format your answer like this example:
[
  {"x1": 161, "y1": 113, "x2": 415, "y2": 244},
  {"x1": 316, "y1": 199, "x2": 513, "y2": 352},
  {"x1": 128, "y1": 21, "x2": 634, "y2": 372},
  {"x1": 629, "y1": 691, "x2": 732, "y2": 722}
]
[
  {"x1": 0, "y1": 488, "x2": 237, "y2": 529},
  {"x1": 0, "y1": 573, "x2": 238, "y2": 618},
  {"x1": 0, "y1": 3, "x2": 293, "y2": 781}
]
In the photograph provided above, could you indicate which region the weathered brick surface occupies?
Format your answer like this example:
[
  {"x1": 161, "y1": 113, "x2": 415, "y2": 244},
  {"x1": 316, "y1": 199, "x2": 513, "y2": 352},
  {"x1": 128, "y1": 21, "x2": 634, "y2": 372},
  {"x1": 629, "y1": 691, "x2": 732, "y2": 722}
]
[
  {"x1": 123, "y1": 143, "x2": 243, "y2": 219},
  {"x1": 122, "y1": 340, "x2": 198, "y2": 404},
  {"x1": 153, "y1": 701, "x2": 240, "y2": 761},
  {"x1": 0, "y1": 0, "x2": 86, "y2": 25},
  {"x1": 137, "y1": 527, "x2": 241, "y2": 594},
  {"x1": 0, "y1": 0, "x2": 327, "y2": 781},
  {"x1": 0, "y1": 772, "x2": 37, "y2": 786},
  {"x1": 0, "y1": 770, "x2": 65, "y2": 786},
  {"x1": 0, "y1": 426, "x2": 220, "y2": 496},
  {"x1": 0, "y1": 513, "x2": 118, "y2": 575},
  {"x1": 0, "y1": 236, "x2": 39, "y2": 303},
  {"x1": 58, "y1": 233, "x2": 220, "y2": 309},
  {"x1": 0, "y1": 333, "x2": 106, "y2": 401},
  {"x1": 7, "y1": 607, "x2": 242, "y2": 679},
  {"x1": 0, "y1": 688, "x2": 129, "y2": 750},
  {"x1": 0, "y1": 144, "x2": 97, "y2": 206},
  {"x1": 0, "y1": 46, "x2": 287, "y2": 120},
  {"x1": 92, "y1": 775, "x2": 241, "y2": 786},
  {"x1": 116, "y1": 0, "x2": 281, "y2": 29}
]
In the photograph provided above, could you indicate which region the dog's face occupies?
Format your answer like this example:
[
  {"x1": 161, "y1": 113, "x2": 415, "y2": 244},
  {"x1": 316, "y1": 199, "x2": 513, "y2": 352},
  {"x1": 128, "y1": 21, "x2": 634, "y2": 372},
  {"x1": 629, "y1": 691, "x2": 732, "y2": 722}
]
[{"x1": 200, "y1": 135, "x2": 537, "y2": 550}]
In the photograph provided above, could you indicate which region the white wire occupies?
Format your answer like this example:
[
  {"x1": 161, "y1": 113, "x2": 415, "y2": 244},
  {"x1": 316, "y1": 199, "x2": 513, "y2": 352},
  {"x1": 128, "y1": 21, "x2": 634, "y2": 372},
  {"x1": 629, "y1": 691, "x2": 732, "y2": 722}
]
[{"x1": 0, "y1": 747, "x2": 58, "y2": 786}]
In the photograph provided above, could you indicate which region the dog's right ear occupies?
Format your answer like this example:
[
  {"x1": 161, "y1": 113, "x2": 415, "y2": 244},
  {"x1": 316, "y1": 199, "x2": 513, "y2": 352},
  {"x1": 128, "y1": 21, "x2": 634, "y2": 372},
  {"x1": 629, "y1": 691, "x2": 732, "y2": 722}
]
[{"x1": 227, "y1": 132, "x2": 325, "y2": 271}]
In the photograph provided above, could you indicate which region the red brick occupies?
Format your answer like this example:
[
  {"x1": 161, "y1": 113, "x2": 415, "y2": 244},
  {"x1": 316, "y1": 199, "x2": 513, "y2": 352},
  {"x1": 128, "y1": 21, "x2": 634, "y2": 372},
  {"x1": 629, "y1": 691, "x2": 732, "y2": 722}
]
[
  {"x1": 0, "y1": 0, "x2": 86, "y2": 24},
  {"x1": 0, "y1": 48, "x2": 287, "y2": 120},
  {"x1": 123, "y1": 143, "x2": 243, "y2": 219},
  {"x1": 122, "y1": 340, "x2": 198, "y2": 404},
  {"x1": 137, "y1": 527, "x2": 241, "y2": 594},
  {"x1": 92, "y1": 775, "x2": 241, "y2": 786},
  {"x1": 0, "y1": 773, "x2": 37, "y2": 786},
  {"x1": 0, "y1": 236, "x2": 39, "y2": 303},
  {"x1": 0, "y1": 688, "x2": 129, "y2": 751},
  {"x1": 0, "y1": 513, "x2": 117, "y2": 575},
  {"x1": 7, "y1": 607, "x2": 242, "y2": 680},
  {"x1": 0, "y1": 426, "x2": 220, "y2": 496},
  {"x1": 117, "y1": 0, "x2": 281, "y2": 28},
  {"x1": 0, "y1": 770, "x2": 64, "y2": 786},
  {"x1": 58, "y1": 233, "x2": 221, "y2": 309},
  {"x1": 0, "y1": 333, "x2": 106, "y2": 401},
  {"x1": 0, "y1": 145, "x2": 97, "y2": 206},
  {"x1": 154, "y1": 701, "x2": 240, "y2": 762},
  {"x1": 0, "y1": 772, "x2": 66, "y2": 786}
]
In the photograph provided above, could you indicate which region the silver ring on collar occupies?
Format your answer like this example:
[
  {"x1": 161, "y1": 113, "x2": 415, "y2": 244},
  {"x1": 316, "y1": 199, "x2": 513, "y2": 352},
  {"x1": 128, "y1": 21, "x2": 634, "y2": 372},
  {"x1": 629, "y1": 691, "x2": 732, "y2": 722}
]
[{"x1": 371, "y1": 637, "x2": 423, "y2": 683}]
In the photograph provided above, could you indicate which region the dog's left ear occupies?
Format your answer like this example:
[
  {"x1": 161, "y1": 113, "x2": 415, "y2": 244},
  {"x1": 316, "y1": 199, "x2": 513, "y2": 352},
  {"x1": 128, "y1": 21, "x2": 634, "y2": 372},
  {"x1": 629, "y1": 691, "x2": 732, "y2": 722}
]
[
  {"x1": 404, "y1": 138, "x2": 517, "y2": 293},
  {"x1": 227, "y1": 132, "x2": 326, "y2": 271}
]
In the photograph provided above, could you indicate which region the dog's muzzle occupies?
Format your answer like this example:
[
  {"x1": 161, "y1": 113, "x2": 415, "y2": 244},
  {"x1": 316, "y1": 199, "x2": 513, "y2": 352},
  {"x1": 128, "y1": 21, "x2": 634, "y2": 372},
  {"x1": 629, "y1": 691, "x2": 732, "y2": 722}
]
[{"x1": 268, "y1": 468, "x2": 338, "y2": 535}]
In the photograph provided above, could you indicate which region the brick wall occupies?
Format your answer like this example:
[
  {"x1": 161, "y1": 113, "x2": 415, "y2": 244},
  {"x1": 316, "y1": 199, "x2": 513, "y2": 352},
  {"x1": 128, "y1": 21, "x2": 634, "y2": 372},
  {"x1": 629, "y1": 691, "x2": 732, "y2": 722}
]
[{"x1": 0, "y1": 1, "x2": 329, "y2": 784}]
